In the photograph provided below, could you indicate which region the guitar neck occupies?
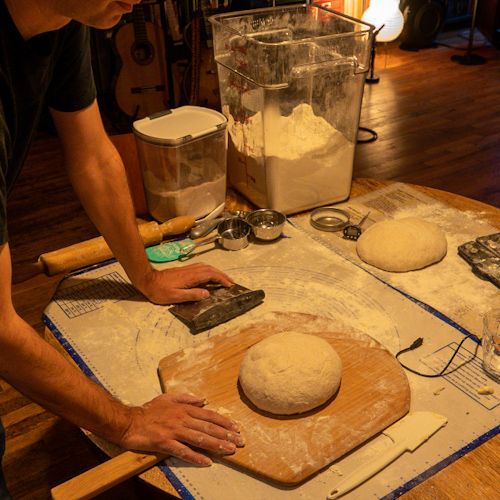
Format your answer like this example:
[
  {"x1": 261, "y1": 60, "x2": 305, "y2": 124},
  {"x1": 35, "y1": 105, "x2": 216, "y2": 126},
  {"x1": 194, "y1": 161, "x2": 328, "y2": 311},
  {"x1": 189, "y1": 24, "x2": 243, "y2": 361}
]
[
  {"x1": 132, "y1": 4, "x2": 149, "y2": 44},
  {"x1": 113, "y1": 3, "x2": 172, "y2": 118}
]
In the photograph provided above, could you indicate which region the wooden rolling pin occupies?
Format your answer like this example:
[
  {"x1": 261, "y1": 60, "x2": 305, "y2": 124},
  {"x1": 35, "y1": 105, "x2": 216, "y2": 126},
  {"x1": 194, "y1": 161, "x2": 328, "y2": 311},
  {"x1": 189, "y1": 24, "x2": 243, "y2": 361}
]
[
  {"x1": 50, "y1": 451, "x2": 165, "y2": 500},
  {"x1": 19, "y1": 215, "x2": 195, "y2": 281}
]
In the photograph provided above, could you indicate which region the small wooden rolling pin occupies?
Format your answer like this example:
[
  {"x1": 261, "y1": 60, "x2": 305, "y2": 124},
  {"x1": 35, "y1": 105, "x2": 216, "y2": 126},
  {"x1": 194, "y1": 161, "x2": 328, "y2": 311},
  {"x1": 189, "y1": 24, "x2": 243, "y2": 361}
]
[
  {"x1": 50, "y1": 451, "x2": 165, "y2": 500},
  {"x1": 19, "y1": 215, "x2": 195, "y2": 281}
]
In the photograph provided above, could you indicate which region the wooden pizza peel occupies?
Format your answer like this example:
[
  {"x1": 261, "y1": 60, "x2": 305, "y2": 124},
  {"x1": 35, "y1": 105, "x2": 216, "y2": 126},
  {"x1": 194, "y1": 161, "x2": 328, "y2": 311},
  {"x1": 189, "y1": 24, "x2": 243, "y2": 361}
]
[
  {"x1": 158, "y1": 312, "x2": 411, "y2": 484},
  {"x1": 51, "y1": 312, "x2": 410, "y2": 498}
]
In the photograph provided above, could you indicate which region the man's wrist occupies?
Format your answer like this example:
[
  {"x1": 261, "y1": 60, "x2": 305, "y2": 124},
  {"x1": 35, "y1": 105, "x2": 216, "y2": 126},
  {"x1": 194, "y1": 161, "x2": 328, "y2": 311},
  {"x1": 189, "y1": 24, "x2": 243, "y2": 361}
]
[
  {"x1": 125, "y1": 260, "x2": 156, "y2": 297},
  {"x1": 94, "y1": 398, "x2": 140, "y2": 447},
  {"x1": 110, "y1": 404, "x2": 144, "y2": 449}
]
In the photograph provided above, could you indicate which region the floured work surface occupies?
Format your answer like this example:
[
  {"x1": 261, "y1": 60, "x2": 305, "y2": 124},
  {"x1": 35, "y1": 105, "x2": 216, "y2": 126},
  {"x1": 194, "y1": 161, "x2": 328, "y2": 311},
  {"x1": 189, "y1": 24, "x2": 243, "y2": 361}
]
[
  {"x1": 158, "y1": 313, "x2": 410, "y2": 485},
  {"x1": 43, "y1": 198, "x2": 499, "y2": 499},
  {"x1": 292, "y1": 182, "x2": 500, "y2": 337}
]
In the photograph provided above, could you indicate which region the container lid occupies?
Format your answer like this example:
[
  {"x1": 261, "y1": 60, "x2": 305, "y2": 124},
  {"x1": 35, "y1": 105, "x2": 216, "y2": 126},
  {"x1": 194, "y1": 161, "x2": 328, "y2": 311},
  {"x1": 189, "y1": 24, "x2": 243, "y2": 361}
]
[{"x1": 133, "y1": 106, "x2": 227, "y2": 146}]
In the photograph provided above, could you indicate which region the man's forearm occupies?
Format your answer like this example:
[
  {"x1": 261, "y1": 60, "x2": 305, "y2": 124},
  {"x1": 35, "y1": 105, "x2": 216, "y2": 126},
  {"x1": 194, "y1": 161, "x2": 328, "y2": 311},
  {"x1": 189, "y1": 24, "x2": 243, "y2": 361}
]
[
  {"x1": 0, "y1": 311, "x2": 132, "y2": 444},
  {"x1": 51, "y1": 103, "x2": 153, "y2": 290},
  {"x1": 64, "y1": 136, "x2": 153, "y2": 289}
]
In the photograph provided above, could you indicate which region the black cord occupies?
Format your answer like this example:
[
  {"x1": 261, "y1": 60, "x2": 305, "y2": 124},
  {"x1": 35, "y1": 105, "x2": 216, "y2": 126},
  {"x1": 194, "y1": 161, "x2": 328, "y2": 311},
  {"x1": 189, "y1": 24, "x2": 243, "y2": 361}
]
[
  {"x1": 396, "y1": 334, "x2": 475, "y2": 378},
  {"x1": 357, "y1": 126, "x2": 378, "y2": 144}
]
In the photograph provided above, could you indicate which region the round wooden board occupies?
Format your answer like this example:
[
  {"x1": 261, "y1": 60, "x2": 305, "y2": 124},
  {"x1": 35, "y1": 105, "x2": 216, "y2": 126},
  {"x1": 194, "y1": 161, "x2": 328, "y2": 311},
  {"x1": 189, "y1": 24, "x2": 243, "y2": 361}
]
[{"x1": 158, "y1": 312, "x2": 411, "y2": 485}]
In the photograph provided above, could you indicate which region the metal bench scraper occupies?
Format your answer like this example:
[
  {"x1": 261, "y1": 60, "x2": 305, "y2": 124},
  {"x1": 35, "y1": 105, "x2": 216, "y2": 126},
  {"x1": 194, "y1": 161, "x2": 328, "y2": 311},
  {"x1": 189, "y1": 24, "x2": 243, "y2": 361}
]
[{"x1": 169, "y1": 283, "x2": 265, "y2": 333}]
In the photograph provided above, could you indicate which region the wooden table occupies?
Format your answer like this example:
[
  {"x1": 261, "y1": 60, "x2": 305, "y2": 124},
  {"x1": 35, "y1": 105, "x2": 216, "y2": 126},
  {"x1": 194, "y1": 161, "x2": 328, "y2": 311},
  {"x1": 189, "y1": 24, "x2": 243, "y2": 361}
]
[{"x1": 43, "y1": 157, "x2": 499, "y2": 498}]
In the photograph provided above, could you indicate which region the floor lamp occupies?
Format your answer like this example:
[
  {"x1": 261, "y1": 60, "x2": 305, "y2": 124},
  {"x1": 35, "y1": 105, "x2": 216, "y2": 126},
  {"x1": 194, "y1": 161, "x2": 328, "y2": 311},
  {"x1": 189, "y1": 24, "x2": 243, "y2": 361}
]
[
  {"x1": 358, "y1": 1, "x2": 404, "y2": 143},
  {"x1": 451, "y1": 0, "x2": 486, "y2": 65},
  {"x1": 362, "y1": 0, "x2": 405, "y2": 84}
]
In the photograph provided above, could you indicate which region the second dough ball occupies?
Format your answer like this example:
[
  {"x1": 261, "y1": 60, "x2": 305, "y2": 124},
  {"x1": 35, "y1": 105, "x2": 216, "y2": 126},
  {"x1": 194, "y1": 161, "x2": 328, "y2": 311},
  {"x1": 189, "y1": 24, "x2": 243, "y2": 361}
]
[
  {"x1": 356, "y1": 217, "x2": 447, "y2": 272},
  {"x1": 239, "y1": 332, "x2": 342, "y2": 415}
]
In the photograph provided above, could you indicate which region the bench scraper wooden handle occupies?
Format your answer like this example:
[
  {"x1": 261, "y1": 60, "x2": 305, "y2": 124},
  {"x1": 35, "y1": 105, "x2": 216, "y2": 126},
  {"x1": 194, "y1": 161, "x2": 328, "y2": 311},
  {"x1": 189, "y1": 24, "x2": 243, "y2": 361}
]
[
  {"x1": 18, "y1": 215, "x2": 195, "y2": 281},
  {"x1": 50, "y1": 450, "x2": 166, "y2": 500}
]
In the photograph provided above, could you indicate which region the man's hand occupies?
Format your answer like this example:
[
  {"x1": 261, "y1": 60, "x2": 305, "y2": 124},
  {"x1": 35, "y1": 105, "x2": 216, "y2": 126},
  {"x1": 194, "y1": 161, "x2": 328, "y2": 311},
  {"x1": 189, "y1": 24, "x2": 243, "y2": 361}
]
[
  {"x1": 136, "y1": 263, "x2": 234, "y2": 304},
  {"x1": 121, "y1": 393, "x2": 244, "y2": 466}
]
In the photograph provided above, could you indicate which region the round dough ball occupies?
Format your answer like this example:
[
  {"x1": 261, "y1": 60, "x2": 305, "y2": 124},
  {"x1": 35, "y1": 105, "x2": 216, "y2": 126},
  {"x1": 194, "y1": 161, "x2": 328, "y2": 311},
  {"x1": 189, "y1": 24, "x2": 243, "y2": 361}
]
[
  {"x1": 356, "y1": 217, "x2": 447, "y2": 272},
  {"x1": 239, "y1": 332, "x2": 342, "y2": 415}
]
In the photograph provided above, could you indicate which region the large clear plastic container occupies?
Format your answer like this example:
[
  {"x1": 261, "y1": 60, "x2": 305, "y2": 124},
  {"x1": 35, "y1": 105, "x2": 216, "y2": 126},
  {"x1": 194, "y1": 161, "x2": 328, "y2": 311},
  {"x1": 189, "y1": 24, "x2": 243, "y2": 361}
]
[
  {"x1": 210, "y1": 5, "x2": 373, "y2": 214},
  {"x1": 133, "y1": 106, "x2": 227, "y2": 221}
]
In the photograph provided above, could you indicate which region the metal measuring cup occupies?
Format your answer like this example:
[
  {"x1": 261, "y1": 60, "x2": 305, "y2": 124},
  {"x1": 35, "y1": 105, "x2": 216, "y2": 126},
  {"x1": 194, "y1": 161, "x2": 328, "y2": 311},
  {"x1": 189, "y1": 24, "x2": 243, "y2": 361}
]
[
  {"x1": 190, "y1": 211, "x2": 249, "y2": 239},
  {"x1": 187, "y1": 217, "x2": 252, "y2": 253},
  {"x1": 246, "y1": 209, "x2": 287, "y2": 241}
]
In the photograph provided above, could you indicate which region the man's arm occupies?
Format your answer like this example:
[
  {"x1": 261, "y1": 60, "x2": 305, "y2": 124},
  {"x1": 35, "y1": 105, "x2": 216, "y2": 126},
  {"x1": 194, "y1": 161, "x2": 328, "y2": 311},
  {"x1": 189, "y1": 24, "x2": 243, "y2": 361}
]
[
  {"x1": 50, "y1": 101, "x2": 233, "y2": 304},
  {"x1": 1, "y1": 242, "x2": 243, "y2": 464}
]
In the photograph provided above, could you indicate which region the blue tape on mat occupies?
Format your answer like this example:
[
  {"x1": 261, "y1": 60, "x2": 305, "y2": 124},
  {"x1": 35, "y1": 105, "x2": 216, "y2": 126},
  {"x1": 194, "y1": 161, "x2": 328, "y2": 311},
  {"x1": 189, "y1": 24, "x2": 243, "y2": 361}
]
[
  {"x1": 42, "y1": 314, "x2": 99, "y2": 383},
  {"x1": 157, "y1": 464, "x2": 196, "y2": 500}
]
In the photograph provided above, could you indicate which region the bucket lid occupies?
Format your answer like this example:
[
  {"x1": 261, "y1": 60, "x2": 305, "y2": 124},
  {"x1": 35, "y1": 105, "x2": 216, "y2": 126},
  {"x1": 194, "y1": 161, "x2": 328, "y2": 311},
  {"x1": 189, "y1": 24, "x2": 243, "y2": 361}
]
[{"x1": 133, "y1": 106, "x2": 227, "y2": 146}]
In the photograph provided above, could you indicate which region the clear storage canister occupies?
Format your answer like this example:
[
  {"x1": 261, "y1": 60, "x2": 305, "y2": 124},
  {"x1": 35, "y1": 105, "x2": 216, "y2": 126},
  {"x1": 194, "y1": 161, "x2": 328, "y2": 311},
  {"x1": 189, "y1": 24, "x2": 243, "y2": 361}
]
[
  {"x1": 210, "y1": 5, "x2": 373, "y2": 214},
  {"x1": 133, "y1": 106, "x2": 228, "y2": 221}
]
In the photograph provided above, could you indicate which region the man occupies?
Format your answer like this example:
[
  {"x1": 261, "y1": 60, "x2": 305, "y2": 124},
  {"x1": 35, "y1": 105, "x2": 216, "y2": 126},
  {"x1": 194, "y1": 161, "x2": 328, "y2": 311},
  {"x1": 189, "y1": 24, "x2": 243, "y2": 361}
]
[{"x1": 0, "y1": 0, "x2": 244, "y2": 496}]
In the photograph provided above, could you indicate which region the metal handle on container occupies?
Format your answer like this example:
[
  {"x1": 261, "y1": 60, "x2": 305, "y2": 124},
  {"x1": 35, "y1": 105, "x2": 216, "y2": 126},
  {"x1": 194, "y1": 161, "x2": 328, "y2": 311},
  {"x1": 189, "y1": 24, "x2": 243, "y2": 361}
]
[
  {"x1": 291, "y1": 56, "x2": 359, "y2": 78},
  {"x1": 214, "y1": 59, "x2": 289, "y2": 89}
]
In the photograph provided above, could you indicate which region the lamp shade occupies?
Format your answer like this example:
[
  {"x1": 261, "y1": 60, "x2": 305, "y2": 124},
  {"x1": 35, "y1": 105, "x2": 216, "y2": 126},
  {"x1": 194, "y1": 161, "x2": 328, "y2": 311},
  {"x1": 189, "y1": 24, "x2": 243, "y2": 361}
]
[{"x1": 362, "y1": 0, "x2": 404, "y2": 42}]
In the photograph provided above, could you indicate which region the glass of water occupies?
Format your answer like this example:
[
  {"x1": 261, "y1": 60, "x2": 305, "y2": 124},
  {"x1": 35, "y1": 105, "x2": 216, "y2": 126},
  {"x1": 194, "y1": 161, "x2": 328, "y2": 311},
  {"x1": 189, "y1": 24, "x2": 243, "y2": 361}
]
[{"x1": 482, "y1": 307, "x2": 500, "y2": 379}]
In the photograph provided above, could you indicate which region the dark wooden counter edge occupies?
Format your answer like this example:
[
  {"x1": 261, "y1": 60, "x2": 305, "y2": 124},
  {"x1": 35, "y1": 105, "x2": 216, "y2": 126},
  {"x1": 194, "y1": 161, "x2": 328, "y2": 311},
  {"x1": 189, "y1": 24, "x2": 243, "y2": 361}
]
[{"x1": 44, "y1": 178, "x2": 500, "y2": 499}]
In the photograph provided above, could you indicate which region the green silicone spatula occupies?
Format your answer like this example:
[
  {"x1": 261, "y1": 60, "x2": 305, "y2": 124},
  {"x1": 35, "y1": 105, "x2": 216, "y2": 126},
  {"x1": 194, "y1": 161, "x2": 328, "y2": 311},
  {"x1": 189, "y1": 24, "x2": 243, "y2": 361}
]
[
  {"x1": 146, "y1": 236, "x2": 219, "y2": 263},
  {"x1": 146, "y1": 239, "x2": 196, "y2": 262}
]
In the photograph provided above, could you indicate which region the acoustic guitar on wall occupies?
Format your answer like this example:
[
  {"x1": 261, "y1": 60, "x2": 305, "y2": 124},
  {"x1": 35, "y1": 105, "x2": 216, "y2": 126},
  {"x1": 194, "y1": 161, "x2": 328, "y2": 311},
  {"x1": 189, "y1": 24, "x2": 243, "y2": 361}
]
[{"x1": 113, "y1": 4, "x2": 169, "y2": 120}]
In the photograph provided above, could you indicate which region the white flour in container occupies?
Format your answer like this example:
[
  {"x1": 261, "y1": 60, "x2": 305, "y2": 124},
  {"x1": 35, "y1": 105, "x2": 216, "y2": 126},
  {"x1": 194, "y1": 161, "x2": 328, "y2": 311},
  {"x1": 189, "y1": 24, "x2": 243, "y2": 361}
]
[
  {"x1": 226, "y1": 103, "x2": 355, "y2": 214},
  {"x1": 143, "y1": 172, "x2": 226, "y2": 221}
]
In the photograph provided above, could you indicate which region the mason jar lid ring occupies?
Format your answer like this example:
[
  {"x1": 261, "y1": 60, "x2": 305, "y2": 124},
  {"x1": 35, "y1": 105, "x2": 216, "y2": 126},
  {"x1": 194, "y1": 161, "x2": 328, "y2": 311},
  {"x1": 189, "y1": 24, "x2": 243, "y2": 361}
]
[{"x1": 310, "y1": 207, "x2": 350, "y2": 232}]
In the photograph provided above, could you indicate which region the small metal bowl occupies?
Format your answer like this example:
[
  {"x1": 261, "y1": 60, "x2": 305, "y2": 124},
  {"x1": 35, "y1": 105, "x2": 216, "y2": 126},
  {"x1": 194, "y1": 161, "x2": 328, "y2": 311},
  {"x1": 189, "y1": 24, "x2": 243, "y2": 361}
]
[{"x1": 246, "y1": 209, "x2": 286, "y2": 241}]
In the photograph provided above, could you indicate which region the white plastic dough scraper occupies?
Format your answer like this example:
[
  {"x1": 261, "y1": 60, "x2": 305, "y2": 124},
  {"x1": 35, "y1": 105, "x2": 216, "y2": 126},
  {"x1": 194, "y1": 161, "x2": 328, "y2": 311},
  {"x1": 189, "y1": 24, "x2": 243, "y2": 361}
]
[{"x1": 327, "y1": 411, "x2": 448, "y2": 499}]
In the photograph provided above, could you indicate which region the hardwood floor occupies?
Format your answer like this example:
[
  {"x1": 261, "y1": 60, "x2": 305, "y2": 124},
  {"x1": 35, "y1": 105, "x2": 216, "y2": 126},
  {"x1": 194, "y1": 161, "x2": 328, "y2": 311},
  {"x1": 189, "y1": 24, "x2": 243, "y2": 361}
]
[
  {"x1": 2, "y1": 29, "x2": 499, "y2": 499},
  {"x1": 355, "y1": 29, "x2": 500, "y2": 206}
]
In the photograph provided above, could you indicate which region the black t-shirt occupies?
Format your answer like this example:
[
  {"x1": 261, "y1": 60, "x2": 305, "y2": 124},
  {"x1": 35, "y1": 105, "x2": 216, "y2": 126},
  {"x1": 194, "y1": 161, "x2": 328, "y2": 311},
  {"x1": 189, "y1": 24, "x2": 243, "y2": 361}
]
[{"x1": 0, "y1": 0, "x2": 97, "y2": 244}]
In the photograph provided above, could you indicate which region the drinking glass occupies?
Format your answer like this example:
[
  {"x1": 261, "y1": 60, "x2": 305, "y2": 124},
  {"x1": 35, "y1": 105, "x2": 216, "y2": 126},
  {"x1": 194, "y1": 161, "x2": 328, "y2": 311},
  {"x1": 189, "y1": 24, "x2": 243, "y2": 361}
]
[{"x1": 482, "y1": 307, "x2": 500, "y2": 379}]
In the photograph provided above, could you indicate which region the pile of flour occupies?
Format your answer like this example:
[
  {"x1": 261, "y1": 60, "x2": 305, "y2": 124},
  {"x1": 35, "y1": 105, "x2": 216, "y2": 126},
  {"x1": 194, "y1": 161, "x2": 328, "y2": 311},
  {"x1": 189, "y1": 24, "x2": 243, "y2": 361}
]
[{"x1": 226, "y1": 103, "x2": 354, "y2": 214}]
